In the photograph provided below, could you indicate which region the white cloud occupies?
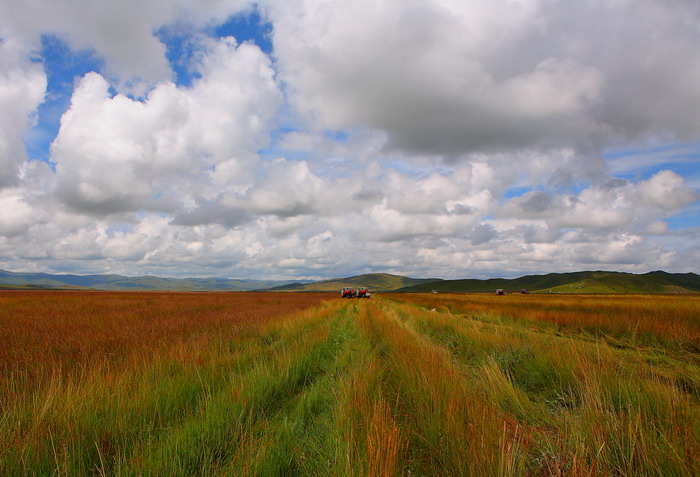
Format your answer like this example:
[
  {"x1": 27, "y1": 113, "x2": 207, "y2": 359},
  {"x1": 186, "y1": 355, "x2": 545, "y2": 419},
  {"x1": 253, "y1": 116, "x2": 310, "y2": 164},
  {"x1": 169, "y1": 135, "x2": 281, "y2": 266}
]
[
  {"x1": 0, "y1": 38, "x2": 46, "y2": 188},
  {"x1": 243, "y1": 159, "x2": 323, "y2": 217},
  {"x1": 51, "y1": 36, "x2": 280, "y2": 215},
  {"x1": 638, "y1": 170, "x2": 698, "y2": 210},
  {"x1": 499, "y1": 171, "x2": 698, "y2": 234},
  {"x1": 3, "y1": 144, "x2": 697, "y2": 279},
  {"x1": 0, "y1": 192, "x2": 35, "y2": 237}
]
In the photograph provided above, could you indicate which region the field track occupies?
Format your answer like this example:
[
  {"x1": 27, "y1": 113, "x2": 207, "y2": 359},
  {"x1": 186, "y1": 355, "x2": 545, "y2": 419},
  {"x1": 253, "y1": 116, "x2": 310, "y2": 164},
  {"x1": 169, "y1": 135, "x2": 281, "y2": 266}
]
[{"x1": 1, "y1": 291, "x2": 699, "y2": 475}]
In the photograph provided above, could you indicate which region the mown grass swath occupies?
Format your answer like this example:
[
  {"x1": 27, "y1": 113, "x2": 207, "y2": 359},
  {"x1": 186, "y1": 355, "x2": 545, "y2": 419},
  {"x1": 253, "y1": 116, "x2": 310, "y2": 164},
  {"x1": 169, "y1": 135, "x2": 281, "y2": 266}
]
[
  {"x1": 387, "y1": 293, "x2": 700, "y2": 352},
  {"x1": 1, "y1": 290, "x2": 698, "y2": 475}
]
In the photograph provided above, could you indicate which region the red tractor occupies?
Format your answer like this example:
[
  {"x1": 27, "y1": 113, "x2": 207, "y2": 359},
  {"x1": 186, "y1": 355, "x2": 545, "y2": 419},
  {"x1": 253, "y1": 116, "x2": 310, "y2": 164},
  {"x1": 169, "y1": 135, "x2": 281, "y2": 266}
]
[
  {"x1": 356, "y1": 287, "x2": 371, "y2": 298},
  {"x1": 341, "y1": 287, "x2": 356, "y2": 298}
]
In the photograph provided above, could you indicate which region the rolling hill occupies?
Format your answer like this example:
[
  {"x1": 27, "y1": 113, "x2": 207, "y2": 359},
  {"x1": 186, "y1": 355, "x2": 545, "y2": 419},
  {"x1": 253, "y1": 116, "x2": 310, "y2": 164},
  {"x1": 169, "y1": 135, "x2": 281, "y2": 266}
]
[
  {"x1": 397, "y1": 270, "x2": 700, "y2": 294},
  {"x1": 268, "y1": 273, "x2": 443, "y2": 292}
]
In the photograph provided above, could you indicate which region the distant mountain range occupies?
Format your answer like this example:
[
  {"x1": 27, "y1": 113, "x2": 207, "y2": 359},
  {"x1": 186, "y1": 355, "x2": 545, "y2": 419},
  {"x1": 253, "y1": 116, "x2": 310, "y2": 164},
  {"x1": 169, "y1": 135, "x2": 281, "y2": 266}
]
[
  {"x1": 0, "y1": 269, "x2": 305, "y2": 291},
  {"x1": 1, "y1": 269, "x2": 698, "y2": 293}
]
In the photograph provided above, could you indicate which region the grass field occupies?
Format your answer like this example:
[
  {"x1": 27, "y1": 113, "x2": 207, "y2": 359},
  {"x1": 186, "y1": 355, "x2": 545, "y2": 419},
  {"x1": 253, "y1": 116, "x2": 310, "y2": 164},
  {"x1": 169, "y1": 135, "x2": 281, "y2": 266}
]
[{"x1": 1, "y1": 291, "x2": 698, "y2": 475}]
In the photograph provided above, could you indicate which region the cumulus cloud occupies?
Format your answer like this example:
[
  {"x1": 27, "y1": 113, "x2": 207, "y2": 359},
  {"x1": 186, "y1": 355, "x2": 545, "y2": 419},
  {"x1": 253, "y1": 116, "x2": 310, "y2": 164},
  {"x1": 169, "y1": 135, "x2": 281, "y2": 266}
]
[
  {"x1": 638, "y1": 170, "x2": 699, "y2": 210},
  {"x1": 51, "y1": 36, "x2": 280, "y2": 215},
  {"x1": 0, "y1": 193, "x2": 35, "y2": 237},
  {"x1": 500, "y1": 171, "x2": 697, "y2": 233},
  {"x1": 269, "y1": 0, "x2": 700, "y2": 164},
  {"x1": 0, "y1": 38, "x2": 46, "y2": 188},
  {"x1": 243, "y1": 160, "x2": 323, "y2": 217}
]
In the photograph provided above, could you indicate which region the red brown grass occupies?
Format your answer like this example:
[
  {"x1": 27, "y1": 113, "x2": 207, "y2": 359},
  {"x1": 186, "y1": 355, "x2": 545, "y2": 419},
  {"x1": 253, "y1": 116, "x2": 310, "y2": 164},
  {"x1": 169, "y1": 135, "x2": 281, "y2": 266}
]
[{"x1": 0, "y1": 291, "x2": 332, "y2": 387}]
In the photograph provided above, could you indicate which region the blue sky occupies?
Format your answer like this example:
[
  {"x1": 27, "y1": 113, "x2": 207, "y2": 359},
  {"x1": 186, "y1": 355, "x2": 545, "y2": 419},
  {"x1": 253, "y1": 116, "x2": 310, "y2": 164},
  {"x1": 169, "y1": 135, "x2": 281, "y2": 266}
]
[{"x1": 1, "y1": 0, "x2": 699, "y2": 279}]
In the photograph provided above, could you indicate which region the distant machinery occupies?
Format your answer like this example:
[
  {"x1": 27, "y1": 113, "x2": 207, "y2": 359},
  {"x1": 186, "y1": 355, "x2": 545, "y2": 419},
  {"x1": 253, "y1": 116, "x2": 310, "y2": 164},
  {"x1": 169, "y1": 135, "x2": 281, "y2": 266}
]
[
  {"x1": 341, "y1": 287, "x2": 355, "y2": 298},
  {"x1": 340, "y1": 287, "x2": 371, "y2": 298}
]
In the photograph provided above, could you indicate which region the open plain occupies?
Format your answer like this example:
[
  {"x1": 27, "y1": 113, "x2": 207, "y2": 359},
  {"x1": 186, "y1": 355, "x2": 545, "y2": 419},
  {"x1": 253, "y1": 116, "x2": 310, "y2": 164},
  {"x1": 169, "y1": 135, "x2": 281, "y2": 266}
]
[{"x1": 1, "y1": 291, "x2": 698, "y2": 476}]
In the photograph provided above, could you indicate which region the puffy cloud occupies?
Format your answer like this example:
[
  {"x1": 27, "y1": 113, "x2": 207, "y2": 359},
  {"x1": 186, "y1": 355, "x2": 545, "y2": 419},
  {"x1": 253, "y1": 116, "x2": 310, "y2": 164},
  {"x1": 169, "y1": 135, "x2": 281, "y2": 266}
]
[
  {"x1": 638, "y1": 170, "x2": 698, "y2": 210},
  {"x1": 0, "y1": 160, "x2": 54, "y2": 240},
  {"x1": 244, "y1": 160, "x2": 324, "y2": 217},
  {"x1": 500, "y1": 171, "x2": 697, "y2": 233},
  {"x1": 268, "y1": 0, "x2": 700, "y2": 164},
  {"x1": 0, "y1": 193, "x2": 35, "y2": 237},
  {"x1": 384, "y1": 170, "x2": 465, "y2": 215},
  {"x1": 51, "y1": 37, "x2": 280, "y2": 215},
  {"x1": 0, "y1": 38, "x2": 46, "y2": 188},
  {"x1": 4, "y1": 141, "x2": 697, "y2": 279}
]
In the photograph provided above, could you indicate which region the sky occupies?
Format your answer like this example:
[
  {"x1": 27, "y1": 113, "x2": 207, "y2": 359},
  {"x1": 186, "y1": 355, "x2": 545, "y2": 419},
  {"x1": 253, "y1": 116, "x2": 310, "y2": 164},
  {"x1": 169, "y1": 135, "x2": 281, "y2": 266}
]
[{"x1": 1, "y1": 0, "x2": 699, "y2": 280}]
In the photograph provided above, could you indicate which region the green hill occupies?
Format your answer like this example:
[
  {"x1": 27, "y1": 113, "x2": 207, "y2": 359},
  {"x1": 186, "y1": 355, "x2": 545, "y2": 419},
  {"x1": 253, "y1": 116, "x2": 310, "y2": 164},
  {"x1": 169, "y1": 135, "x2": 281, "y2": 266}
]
[
  {"x1": 544, "y1": 271, "x2": 700, "y2": 294},
  {"x1": 398, "y1": 271, "x2": 700, "y2": 294},
  {"x1": 269, "y1": 273, "x2": 443, "y2": 292}
]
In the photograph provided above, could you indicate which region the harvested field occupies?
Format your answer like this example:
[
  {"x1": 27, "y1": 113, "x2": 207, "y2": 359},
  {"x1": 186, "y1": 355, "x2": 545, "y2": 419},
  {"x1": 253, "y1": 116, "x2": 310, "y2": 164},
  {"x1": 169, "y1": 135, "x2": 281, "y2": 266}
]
[{"x1": 1, "y1": 291, "x2": 698, "y2": 475}]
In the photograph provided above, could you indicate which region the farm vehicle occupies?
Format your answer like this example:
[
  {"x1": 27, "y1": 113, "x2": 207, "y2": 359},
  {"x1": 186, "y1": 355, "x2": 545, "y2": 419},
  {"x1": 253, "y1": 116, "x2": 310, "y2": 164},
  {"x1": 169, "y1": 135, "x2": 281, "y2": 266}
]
[
  {"x1": 341, "y1": 287, "x2": 355, "y2": 298},
  {"x1": 340, "y1": 287, "x2": 371, "y2": 298},
  {"x1": 356, "y1": 287, "x2": 371, "y2": 298}
]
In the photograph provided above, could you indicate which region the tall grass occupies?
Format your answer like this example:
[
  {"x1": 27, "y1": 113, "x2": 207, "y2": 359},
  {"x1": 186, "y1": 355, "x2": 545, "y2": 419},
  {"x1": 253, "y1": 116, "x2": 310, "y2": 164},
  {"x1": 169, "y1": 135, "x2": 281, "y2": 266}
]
[
  {"x1": 382, "y1": 295, "x2": 700, "y2": 475},
  {"x1": 2, "y1": 291, "x2": 698, "y2": 475},
  {"x1": 357, "y1": 301, "x2": 528, "y2": 475},
  {"x1": 387, "y1": 293, "x2": 700, "y2": 352},
  {"x1": 0, "y1": 291, "x2": 332, "y2": 475}
]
